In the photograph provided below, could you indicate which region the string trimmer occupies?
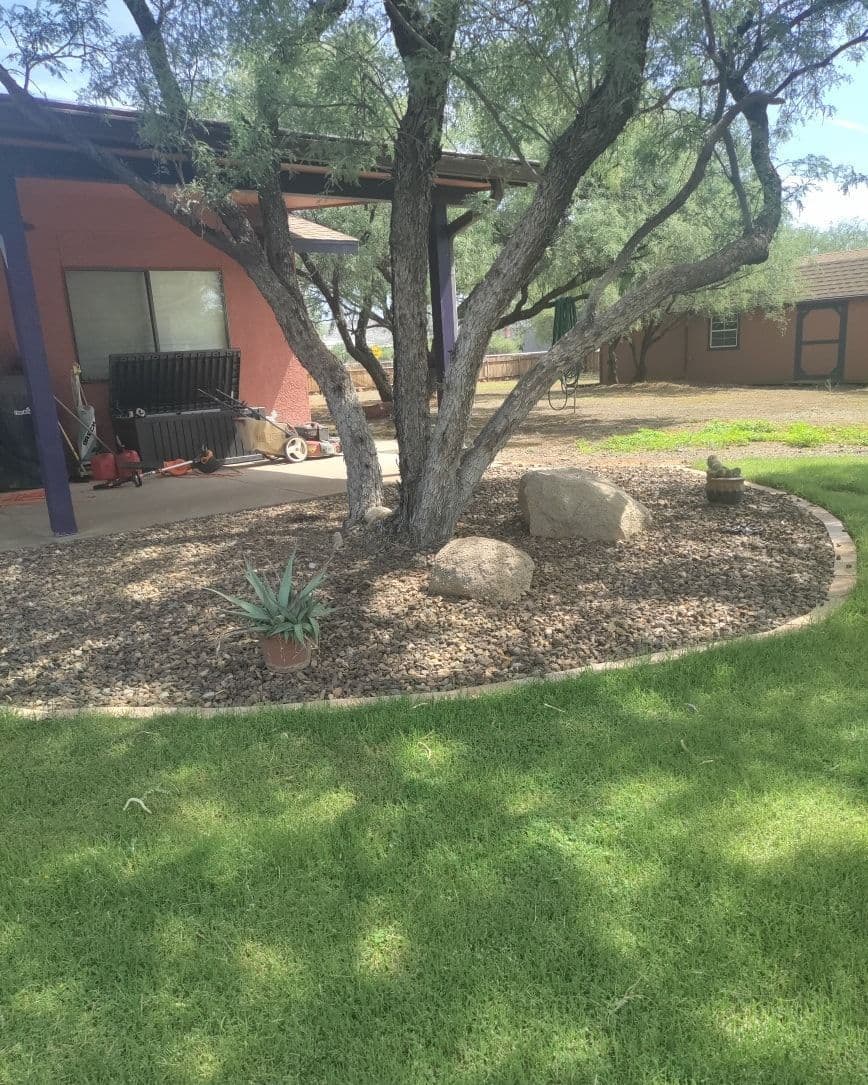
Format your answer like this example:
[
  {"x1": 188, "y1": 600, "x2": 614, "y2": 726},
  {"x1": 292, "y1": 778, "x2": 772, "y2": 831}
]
[{"x1": 92, "y1": 446, "x2": 221, "y2": 490}]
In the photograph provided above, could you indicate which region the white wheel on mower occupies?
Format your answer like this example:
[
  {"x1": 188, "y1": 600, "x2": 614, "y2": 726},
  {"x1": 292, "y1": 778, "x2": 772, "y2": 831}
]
[{"x1": 283, "y1": 436, "x2": 308, "y2": 463}]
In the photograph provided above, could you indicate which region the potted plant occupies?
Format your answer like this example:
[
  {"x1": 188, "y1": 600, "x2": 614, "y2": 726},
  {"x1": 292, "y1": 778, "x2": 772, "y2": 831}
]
[
  {"x1": 705, "y1": 454, "x2": 745, "y2": 505},
  {"x1": 209, "y1": 553, "x2": 330, "y2": 673}
]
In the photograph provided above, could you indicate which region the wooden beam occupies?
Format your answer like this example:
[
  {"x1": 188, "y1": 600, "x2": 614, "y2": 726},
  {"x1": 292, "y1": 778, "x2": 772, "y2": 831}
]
[{"x1": 428, "y1": 201, "x2": 458, "y2": 385}]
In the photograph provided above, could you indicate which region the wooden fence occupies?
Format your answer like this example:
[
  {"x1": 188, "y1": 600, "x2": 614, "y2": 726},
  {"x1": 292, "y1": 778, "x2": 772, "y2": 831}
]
[{"x1": 307, "y1": 352, "x2": 549, "y2": 396}]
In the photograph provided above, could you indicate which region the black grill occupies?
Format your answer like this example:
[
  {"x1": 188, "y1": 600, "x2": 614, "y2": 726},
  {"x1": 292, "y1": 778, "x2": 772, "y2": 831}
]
[{"x1": 0, "y1": 375, "x2": 41, "y2": 492}]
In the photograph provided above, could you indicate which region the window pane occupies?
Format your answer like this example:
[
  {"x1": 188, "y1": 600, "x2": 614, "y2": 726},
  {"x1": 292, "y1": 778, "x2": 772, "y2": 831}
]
[
  {"x1": 149, "y1": 271, "x2": 228, "y2": 352},
  {"x1": 65, "y1": 270, "x2": 154, "y2": 380},
  {"x1": 709, "y1": 315, "x2": 739, "y2": 349}
]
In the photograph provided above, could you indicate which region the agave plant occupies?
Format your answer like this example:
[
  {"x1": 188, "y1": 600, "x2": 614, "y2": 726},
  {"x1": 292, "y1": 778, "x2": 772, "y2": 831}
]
[{"x1": 209, "y1": 552, "x2": 331, "y2": 644}]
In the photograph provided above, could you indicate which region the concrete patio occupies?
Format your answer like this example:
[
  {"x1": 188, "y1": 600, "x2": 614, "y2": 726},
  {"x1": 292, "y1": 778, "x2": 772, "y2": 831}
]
[{"x1": 0, "y1": 440, "x2": 399, "y2": 551}]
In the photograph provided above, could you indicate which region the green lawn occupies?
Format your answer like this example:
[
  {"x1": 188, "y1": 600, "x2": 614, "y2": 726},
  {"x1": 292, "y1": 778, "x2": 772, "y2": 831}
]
[
  {"x1": 2, "y1": 458, "x2": 866, "y2": 1084},
  {"x1": 577, "y1": 419, "x2": 868, "y2": 453}
]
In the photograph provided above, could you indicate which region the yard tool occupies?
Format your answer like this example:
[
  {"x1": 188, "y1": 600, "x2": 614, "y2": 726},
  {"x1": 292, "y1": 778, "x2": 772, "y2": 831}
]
[
  {"x1": 198, "y1": 388, "x2": 341, "y2": 463},
  {"x1": 197, "y1": 387, "x2": 311, "y2": 463},
  {"x1": 92, "y1": 446, "x2": 220, "y2": 490},
  {"x1": 57, "y1": 421, "x2": 89, "y2": 480},
  {"x1": 53, "y1": 394, "x2": 113, "y2": 454},
  {"x1": 70, "y1": 364, "x2": 98, "y2": 464}
]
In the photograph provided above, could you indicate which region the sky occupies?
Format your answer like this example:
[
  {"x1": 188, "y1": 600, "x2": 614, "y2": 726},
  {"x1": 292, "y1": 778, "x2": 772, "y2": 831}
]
[
  {"x1": 777, "y1": 58, "x2": 868, "y2": 227},
  {"x1": 7, "y1": 1, "x2": 868, "y2": 230}
]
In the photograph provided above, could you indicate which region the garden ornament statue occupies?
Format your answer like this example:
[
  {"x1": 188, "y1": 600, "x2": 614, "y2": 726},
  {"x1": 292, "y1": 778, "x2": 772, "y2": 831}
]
[{"x1": 705, "y1": 455, "x2": 745, "y2": 505}]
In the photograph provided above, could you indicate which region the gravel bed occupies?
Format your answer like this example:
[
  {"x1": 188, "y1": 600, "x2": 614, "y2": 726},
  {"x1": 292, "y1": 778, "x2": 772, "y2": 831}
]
[{"x1": 0, "y1": 467, "x2": 834, "y2": 710}]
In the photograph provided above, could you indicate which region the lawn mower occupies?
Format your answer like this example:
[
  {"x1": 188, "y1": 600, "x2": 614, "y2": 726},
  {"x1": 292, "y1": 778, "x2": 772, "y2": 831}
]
[{"x1": 198, "y1": 388, "x2": 341, "y2": 464}]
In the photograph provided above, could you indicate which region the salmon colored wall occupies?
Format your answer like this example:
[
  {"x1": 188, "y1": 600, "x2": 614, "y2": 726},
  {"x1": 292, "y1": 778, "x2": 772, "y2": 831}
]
[
  {"x1": 614, "y1": 300, "x2": 868, "y2": 384},
  {"x1": 1, "y1": 178, "x2": 308, "y2": 436}
]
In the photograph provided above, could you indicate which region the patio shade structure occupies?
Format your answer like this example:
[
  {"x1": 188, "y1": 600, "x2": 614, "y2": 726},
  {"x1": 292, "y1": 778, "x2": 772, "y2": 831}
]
[{"x1": 0, "y1": 97, "x2": 535, "y2": 536}]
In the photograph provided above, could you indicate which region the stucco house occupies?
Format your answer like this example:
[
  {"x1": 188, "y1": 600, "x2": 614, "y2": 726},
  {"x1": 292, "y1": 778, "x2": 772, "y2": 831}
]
[
  {"x1": 0, "y1": 97, "x2": 532, "y2": 535},
  {"x1": 611, "y1": 249, "x2": 868, "y2": 385}
]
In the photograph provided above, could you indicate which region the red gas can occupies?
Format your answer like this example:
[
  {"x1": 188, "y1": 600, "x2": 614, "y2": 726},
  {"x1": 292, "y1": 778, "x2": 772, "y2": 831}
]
[
  {"x1": 89, "y1": 450, "x2": 142, "y2": 483},
  {"x1": 115, "y1": 449, "x2": 142, "y2": 481},
  {"x1": 90, "y1": 452, "x2": 118, "y2": 481}
]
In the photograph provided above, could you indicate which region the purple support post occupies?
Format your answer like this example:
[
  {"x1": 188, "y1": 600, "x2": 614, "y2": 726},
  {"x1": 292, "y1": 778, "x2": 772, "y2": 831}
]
[
  {"x1": 0, "y1": 171, "x2": 77, "y2": 536},
  {"x1": 428, "y1": 201, "x2": 458, "y2": 388}
]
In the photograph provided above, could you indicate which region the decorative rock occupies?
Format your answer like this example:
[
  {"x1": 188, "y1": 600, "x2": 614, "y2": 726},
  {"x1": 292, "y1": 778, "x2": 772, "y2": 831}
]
[
  {"x1": 363, "y1": 505, "x2": 393, "y2": 524},
  {"x1": 519, "y1": 468, "x2": 652, "y2": 540},
  {"x1": 429, "y1": 536, "x2": 534, "y2": 603}
]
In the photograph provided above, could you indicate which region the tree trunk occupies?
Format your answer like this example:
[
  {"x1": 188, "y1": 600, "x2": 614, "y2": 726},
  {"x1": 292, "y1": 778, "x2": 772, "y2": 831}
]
[
  {"x1": 389, "y1": 119, "x2": 439, "y2": 528},
  {"x1": 605, "y1": 342, "x2": 619, "y2": 384},
  {"x1": 244, "y1": 246, "x2": 384, "y2": 524},
  {"x1": 274, "y1": 322, "x2": 384, "y2": 524},
  {"x1": 350, "y1": 340, "x2": 394, "y2": 403},
  {"x1": 311, "y1": 348, "x2": 384, "y2": 520},
  {"x1": 350, "y1": 308, "x2": 393, "y2": 402},
  {"x1": 631, "y1": 340, "x2": 649, "y2": 382}
]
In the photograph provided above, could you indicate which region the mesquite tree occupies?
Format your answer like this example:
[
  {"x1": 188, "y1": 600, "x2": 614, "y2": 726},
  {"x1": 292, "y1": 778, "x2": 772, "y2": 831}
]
[
  {"x1": 302, "y1": 119, "x2": 813, "y2": 387},
  {"x1": 2, "y1": 0, "x2": 866, "y2": 546}
]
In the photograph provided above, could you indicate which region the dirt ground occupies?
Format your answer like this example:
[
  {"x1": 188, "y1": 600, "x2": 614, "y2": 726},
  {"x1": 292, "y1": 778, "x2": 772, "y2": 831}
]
[{"x1": 312, "y1": 380, "x2": 868, "y2": 466}]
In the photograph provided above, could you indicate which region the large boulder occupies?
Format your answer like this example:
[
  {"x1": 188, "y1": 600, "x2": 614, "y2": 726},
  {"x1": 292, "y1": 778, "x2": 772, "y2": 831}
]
[
  {"x1": 518, "y1": 468, "x2": 651, "y2": 541},
  {"x1": 429, "y1": 536, "x2": 534, "y2": 603}
]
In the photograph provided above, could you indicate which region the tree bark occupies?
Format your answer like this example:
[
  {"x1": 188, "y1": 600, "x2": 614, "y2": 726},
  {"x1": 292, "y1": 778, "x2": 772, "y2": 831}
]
[
  {"x1": 385, "y1": 1, "x2": 458, "y2": 531},
  {"x1": 605, "y1": 342, "x2": 619, "y2": 384},
  {"x1": 252, "y1": 175, "x2": 384, "y2": 522},
  {"x1": 406, "y1": 0, "x2": 654, "y2": 547}
]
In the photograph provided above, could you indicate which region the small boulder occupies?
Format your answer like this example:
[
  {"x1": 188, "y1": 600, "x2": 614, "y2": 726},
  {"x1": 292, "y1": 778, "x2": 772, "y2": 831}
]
[
  {"x1": 363, "y1": 505, "x2": 393, "y2": 525},
  {"x1": 519, "y1": 468, "x2": 651, "y2": 541},
  {"x1": 429, "y1": 536, "x2": 534, "y2": 603}
]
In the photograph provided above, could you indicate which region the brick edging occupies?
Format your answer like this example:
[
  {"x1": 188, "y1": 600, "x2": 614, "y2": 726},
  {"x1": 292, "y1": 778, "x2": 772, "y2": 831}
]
[{"x1": 4, "y1": 481, "x2": 858, "y2": 720}]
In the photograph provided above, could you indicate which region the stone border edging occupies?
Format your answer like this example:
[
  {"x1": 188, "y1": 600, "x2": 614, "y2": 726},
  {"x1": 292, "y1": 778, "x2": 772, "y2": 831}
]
[{"x1": 4, "y1": 479, "x2": 858, "y2": 720}]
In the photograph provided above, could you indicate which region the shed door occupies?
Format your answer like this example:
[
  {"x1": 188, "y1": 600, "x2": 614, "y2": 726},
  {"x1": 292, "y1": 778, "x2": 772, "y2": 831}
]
[{"x1": 794, "y1": 302, "x2": 848, "y2": 381}]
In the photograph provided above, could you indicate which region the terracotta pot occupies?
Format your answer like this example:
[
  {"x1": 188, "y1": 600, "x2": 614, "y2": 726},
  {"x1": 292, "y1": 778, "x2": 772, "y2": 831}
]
[
  {"x1": 706, "y1": 473, "x2": 745, "y2": 505},
  {"x1": 260, "y1": 635, "x2": 311, "y2": 673}
]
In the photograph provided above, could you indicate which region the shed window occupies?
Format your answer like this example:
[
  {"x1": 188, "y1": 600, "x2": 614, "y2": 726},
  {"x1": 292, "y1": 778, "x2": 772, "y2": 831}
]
[
  {"x1": 709, "y1": 314, "x2": 739, "y2": 350},
  {"x1": 66, "y1": 270, "x2": 228, "y2": 379}
]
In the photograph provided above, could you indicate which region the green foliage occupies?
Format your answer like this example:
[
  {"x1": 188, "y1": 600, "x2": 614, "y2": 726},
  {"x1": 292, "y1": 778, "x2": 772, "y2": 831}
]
[
  {"x1": 795, "y1": 218, "x2": 868, "y2": 254},
  {"x1": 486, "y1": 331, "x2": 520, "y2": 355},
  {"x1": 1, "y1": 462, "x2": 866, "y2": 1082},
  {"x1": 579, "y1": 419, "x2": 868, "y2": 453},
  {"x1": 208, "y1": 551, "x2": 330, "y2": 643}
]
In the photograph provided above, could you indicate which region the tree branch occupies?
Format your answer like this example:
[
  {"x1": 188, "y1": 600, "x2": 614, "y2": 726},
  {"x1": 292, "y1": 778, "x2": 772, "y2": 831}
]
[
  {"x1": 457, "y1": 90, "x2": 783, "y2": 499},
  {"x1": 122, "y1": 0, "x2": 195, "y2": 127},
  {"x1": 721, "y1": 129, "x2": 753, "y2": 231},
  {"x1": 585, "y1": 87, "x2": 783, "y2": 313}
]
